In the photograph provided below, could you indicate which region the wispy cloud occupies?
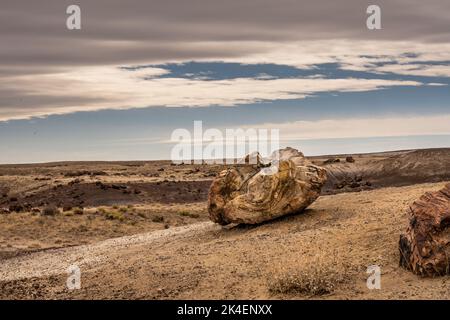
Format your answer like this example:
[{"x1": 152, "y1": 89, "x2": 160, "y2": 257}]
[
  {"x1": 249, "y1": 115, "x2": 450, "y2": 140},
  {"x1": 0, "y1": 64, "x2": 424, "y2": 121}
]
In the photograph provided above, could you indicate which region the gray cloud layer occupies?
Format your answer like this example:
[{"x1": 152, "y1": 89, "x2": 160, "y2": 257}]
[
  {"x1": 2, "y1": 0, "x2": 450, "y2": 67},
  {"x1": 1, "y1": 0, "x2": 450, "y2": 120}
]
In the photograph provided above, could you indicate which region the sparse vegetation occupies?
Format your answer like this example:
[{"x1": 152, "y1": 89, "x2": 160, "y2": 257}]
[
  {"x1": 73, "y1": 207, "x2": 84, "y2": 215},
  {"x1": 178, "y1": 211, "x2": 200, "y2": 218},
  {"x1": 95, "y1": 207, "x2": 125, "y2": 221},
  {"x1": 97, "y1": 207, "x2": 107, "y2": 214},
  {"x1": 151, "y1": 215, "x2": 164, "y2": 223},
  {"x1": 104, "y1": 210, "x2": 125, "y2": 221},
  {"x1": 118, "y1": 206, "x2": 128, "y2": 213},
  {"x1": 64, "y1": 170, "x2": 107, "y2": 177},
  {"x1": 137, "y1": 211, "x2": 147, "y2": 218},
  {"x1": 63, "y1": 210, "x2": 74, "y2": 216},
  {"x1": 268, "y1": 254, "x2": 351, "y2": 297},
  {"x1": 42, "y1": 205, "x2": 59, "y2": 216}
]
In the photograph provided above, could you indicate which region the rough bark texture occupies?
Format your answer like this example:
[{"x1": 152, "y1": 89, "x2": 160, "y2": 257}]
[
  {"x1": 399, "y1": 184, "x2": 450, "y2": 276},
  {"x1": 208, "y1": 148, "x2": 327, "y2": 225}
]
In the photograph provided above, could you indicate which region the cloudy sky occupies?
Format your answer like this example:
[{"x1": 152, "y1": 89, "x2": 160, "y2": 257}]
[{"x1": 1, "y1": 0, "x2": 449, "y2": 163}]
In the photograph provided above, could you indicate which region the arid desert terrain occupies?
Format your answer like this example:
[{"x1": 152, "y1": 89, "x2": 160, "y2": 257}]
[{"x1": 0, "y1": 148, "x2": 449, "y2": 299}]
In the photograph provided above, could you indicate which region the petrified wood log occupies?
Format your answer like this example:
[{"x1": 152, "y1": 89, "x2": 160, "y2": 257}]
[
  {"x1": 399, "y1": 184, "x2": 450, "y2": 276},
  {"x1": 208, "y1": 148, "x2": 327, "y2": 225}
]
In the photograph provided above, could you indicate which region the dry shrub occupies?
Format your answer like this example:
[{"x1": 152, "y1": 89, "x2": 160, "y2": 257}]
[
  {"x1": 97, "y1": 207, "x2": 125, "y2": 221},
  {"x1": 137, "y1": 211, "x2": 147, "y2": 218},
  {"x1": 42, "y1": 205, "x2": 59, "y2": 216},
  {"x1": 118, "y1": 206, "x2": 128, "y2": 213},
  {"x1": 178, "y1": 211, "x2": 200, "y2": 218},
  {"x1": 73, "y1": 207, "x2": 84, "y2": 215},
  {"x1": 151, "y1": 215, "x2": 164, "y2": 223},
  {"x1": 268, "y1": 253, "x2": 351, "y2": 297},
  {"x1": 104, "y1": 211, "x2": 125, "y2": 221},
  {"x1": 97, "y1": 208, "x2": 106, "y2": 214}
]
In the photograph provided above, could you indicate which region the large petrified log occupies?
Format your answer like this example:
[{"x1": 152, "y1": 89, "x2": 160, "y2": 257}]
[
  {"x1": 208, "y1": 147, "x2": 327, "y2": 225},
  {"x1": 399, "y1": 184, "x2": 450, "y2": 276}
]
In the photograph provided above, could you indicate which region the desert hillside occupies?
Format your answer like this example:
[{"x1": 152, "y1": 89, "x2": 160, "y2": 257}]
[{"x1": 314, "y1": 148, "x2": 450, "y2": 194}]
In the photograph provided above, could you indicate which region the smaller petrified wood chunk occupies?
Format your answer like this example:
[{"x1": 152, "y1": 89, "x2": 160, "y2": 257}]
[{"x1": 399, "y1": 184, "x2": 450, "y2": 276}]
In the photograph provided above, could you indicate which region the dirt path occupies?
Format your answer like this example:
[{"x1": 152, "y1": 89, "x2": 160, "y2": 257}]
[
  {"x1": 1, "y1": 182, "x2": 450, "y2": 300},
  {"x1": 0, "y1": 221, "x2": 218, "y2": 281}
]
